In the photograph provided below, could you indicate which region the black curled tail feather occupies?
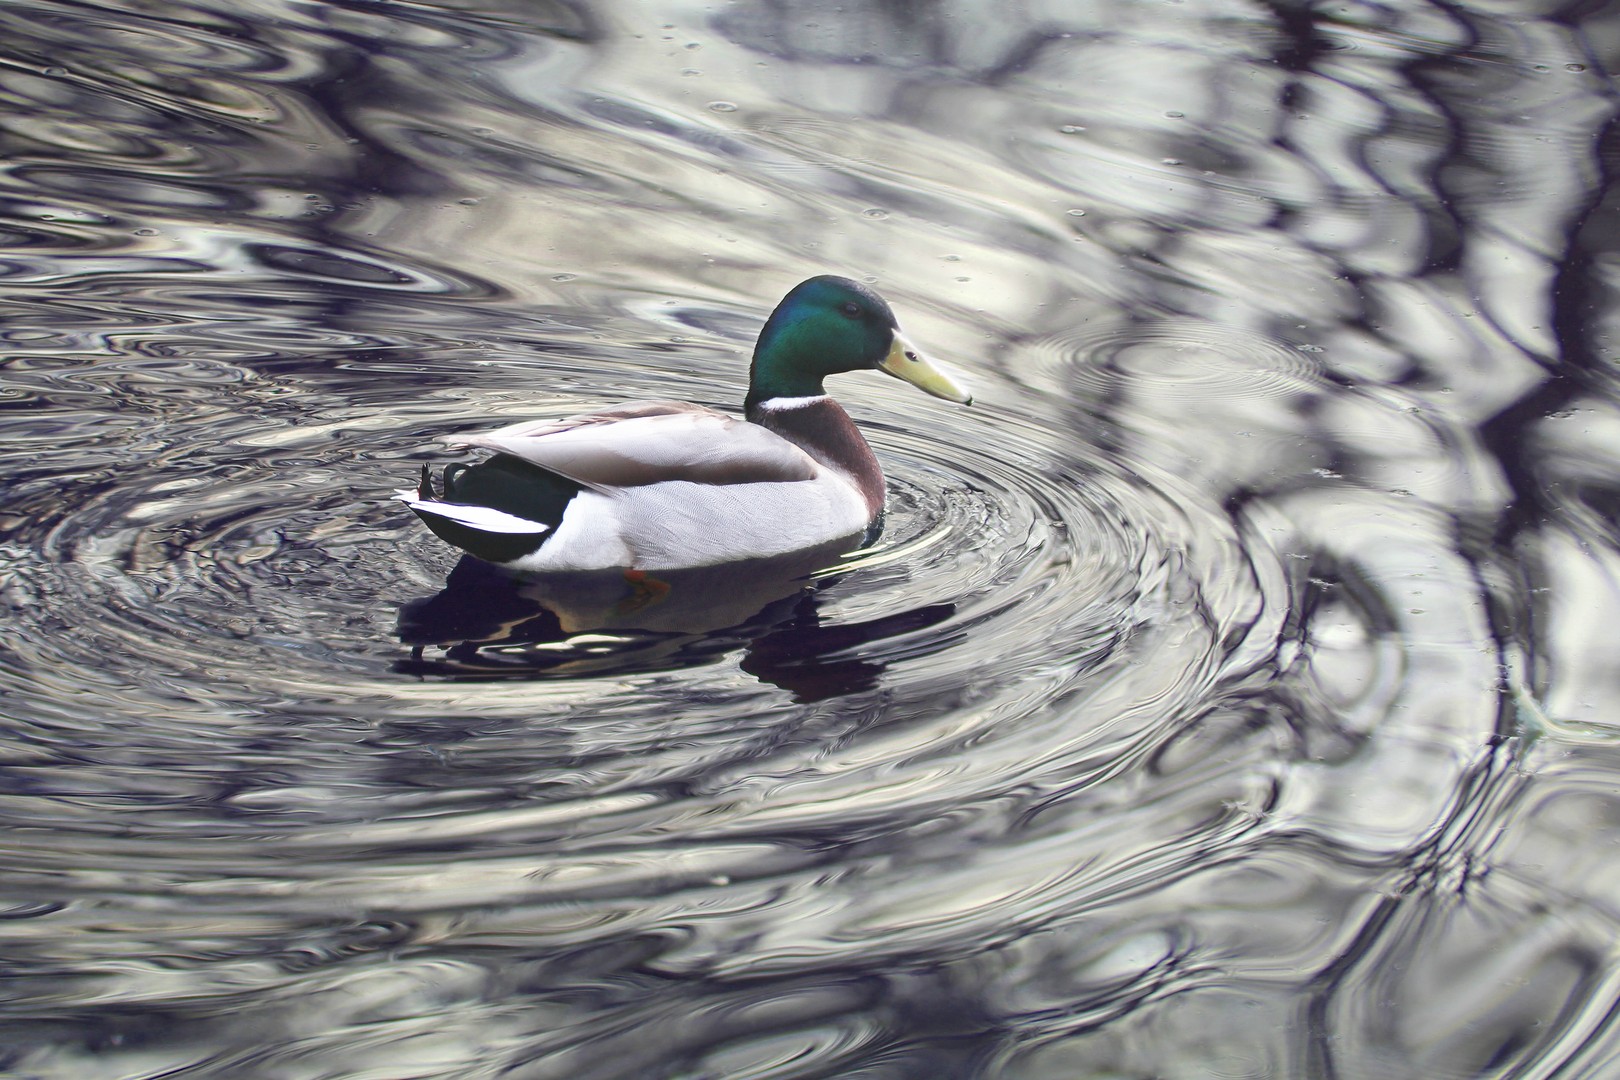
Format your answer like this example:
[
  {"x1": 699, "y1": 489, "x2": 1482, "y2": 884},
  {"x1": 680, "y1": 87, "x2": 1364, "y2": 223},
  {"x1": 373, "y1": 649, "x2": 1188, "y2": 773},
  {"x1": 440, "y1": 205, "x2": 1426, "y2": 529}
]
[{"x1": 409, "y1": 453, "x2": 585, "y2": 566}]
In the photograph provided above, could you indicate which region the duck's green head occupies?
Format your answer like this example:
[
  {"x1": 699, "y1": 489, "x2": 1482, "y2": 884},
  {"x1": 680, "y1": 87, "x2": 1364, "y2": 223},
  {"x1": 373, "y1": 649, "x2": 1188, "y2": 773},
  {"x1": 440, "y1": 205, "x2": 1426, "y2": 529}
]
[{"x1": 747, "y1": 275, "x2": 972, "y2": 407}]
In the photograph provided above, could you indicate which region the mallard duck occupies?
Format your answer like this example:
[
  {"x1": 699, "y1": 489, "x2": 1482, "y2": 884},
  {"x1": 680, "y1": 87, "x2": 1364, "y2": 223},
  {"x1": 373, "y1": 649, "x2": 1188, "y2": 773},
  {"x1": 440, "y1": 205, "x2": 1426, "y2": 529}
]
[{"x1": 397, "y1": 275, "x2": 971, "y2": 572}]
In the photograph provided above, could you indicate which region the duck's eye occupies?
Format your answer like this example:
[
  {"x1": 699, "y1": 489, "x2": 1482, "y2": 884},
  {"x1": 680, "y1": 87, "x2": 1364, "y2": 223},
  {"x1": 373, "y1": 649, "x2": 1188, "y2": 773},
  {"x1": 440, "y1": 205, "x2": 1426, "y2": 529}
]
[{"x1": 841, "y1": 302, "x2": 862, "y2": 318}]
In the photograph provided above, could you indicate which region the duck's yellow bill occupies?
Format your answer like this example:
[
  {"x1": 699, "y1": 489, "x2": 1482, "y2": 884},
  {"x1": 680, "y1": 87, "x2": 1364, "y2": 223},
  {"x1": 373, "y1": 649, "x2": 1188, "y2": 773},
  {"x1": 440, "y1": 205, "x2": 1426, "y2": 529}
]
[{"x1": 878, "y1": 333, "x2": 972, "y2": 404}]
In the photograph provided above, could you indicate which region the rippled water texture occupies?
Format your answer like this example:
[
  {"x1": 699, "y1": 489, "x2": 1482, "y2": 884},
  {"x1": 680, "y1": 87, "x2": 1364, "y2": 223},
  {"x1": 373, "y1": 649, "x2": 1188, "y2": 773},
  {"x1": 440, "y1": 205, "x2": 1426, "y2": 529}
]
[{"x1": 5, "y1": 0, "x2": 1620, "y2": 1076}]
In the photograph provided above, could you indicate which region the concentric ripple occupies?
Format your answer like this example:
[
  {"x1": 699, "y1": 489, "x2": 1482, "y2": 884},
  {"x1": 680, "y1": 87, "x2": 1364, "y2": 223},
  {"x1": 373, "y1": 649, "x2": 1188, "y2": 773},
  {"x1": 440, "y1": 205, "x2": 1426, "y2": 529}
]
[
  {"x1": 2, "y1": 0, "x2": 1616, "y2": 1072},
  {"x1": 1037, "y1": 318, "x2": 1328, "y2": 403},
  {"x1": 0, "y1": 322, "x2": 1268, "y2": 929}
]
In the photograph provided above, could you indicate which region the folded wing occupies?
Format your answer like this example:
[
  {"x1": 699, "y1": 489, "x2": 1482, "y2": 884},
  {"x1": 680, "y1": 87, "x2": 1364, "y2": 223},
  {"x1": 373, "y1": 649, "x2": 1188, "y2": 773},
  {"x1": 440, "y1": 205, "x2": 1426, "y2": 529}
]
[{"x1": 443, "y1": 401, "x2": 819, "y2": 489}]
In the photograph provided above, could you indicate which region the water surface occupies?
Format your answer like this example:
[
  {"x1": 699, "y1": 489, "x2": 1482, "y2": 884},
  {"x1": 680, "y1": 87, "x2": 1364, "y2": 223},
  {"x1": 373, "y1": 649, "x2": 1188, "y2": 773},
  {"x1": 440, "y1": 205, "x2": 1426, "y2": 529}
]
[{"x1": 3, "y1": 0, "x2": 1620, "y2": 1076}]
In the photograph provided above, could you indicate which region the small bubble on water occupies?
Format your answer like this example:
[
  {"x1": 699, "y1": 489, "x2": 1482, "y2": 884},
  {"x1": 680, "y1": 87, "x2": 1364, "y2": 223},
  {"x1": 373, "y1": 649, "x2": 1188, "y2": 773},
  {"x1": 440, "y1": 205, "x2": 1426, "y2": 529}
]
[
  {"x1": 552, "y1": 273, "x2": 576, "y2": 281},
  {"x1": 1066, "y1": 208, "x2": 1086, "y2": 217},
  {"x1": 1565, "y1": 63, "x2": 1586, "y2": 72},
  {"x1": 1162, "y1": 157, "x2": 1183, "y2": 166},
  {"x1": 862, "y1": 208, "x2": 889, "y2": 219},
  {"x1": 1059, "y1": 124, "x2": 1086, "y2": 134},
  {"x1": 707, "y1": 100, "x2": 738, "y2": 112},
  {"x1": 685, "y1": 41, "x2": 701, "y2": 49},
  {"x1": 1165, "y1": 110, "x2": 1185, "y2": 118},
  {"x1": 1296, "y1": 343, "x2": 1324, "y2": 352},
  {"x1": 42, "y1": 66, "x2": 67, "y2": 77},
  {"x1": 133, "y1": 228, "x2": 158, "y2": 236},
  {"x1": 458, "y1": 198, "x2": 480, "y2": 205},
  {"x1": 943, "y1": 254, "x2": 962, "y2": 262},
  {"x1": 681, "y1": 68, "x2": 702, "y2": 76}
]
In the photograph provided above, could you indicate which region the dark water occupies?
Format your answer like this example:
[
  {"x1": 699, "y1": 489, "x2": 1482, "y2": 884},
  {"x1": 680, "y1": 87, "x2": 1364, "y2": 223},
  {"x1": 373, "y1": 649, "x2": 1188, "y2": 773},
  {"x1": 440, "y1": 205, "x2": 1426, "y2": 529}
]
[{"x1": 4, "y1": 0, "x2": 1620, "y2": 1076}]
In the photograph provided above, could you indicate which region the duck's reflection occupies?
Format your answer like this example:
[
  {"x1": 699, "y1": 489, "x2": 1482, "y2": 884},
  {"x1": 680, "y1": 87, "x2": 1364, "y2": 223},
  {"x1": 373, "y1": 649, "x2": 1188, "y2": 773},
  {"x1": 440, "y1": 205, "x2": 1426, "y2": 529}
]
[{"x1": 396, "y1": 539, "x2": 953, "y2": 702}]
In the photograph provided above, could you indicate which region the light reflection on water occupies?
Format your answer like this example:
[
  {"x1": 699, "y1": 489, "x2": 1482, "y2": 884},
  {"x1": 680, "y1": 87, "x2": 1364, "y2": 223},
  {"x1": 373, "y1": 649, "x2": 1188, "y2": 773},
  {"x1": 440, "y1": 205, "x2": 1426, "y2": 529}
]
[{"x1": 3, "y1": 0, "x2": 1620, "y2": 1076}]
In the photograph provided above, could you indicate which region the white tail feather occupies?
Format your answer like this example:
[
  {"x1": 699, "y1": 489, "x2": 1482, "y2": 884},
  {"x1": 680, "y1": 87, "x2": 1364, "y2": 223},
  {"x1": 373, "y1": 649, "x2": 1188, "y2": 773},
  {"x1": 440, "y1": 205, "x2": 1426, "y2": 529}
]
[{"x1": 394, "y1": 494, "x2": 551, "y2": 535}]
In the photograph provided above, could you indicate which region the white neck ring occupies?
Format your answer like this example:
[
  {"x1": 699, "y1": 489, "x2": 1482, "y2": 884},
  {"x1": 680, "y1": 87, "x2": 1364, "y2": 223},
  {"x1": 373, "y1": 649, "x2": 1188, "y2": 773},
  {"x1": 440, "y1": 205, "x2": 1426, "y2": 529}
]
[{"x1": 754, "y1": 394, "x2": 830, "y2": 411}]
